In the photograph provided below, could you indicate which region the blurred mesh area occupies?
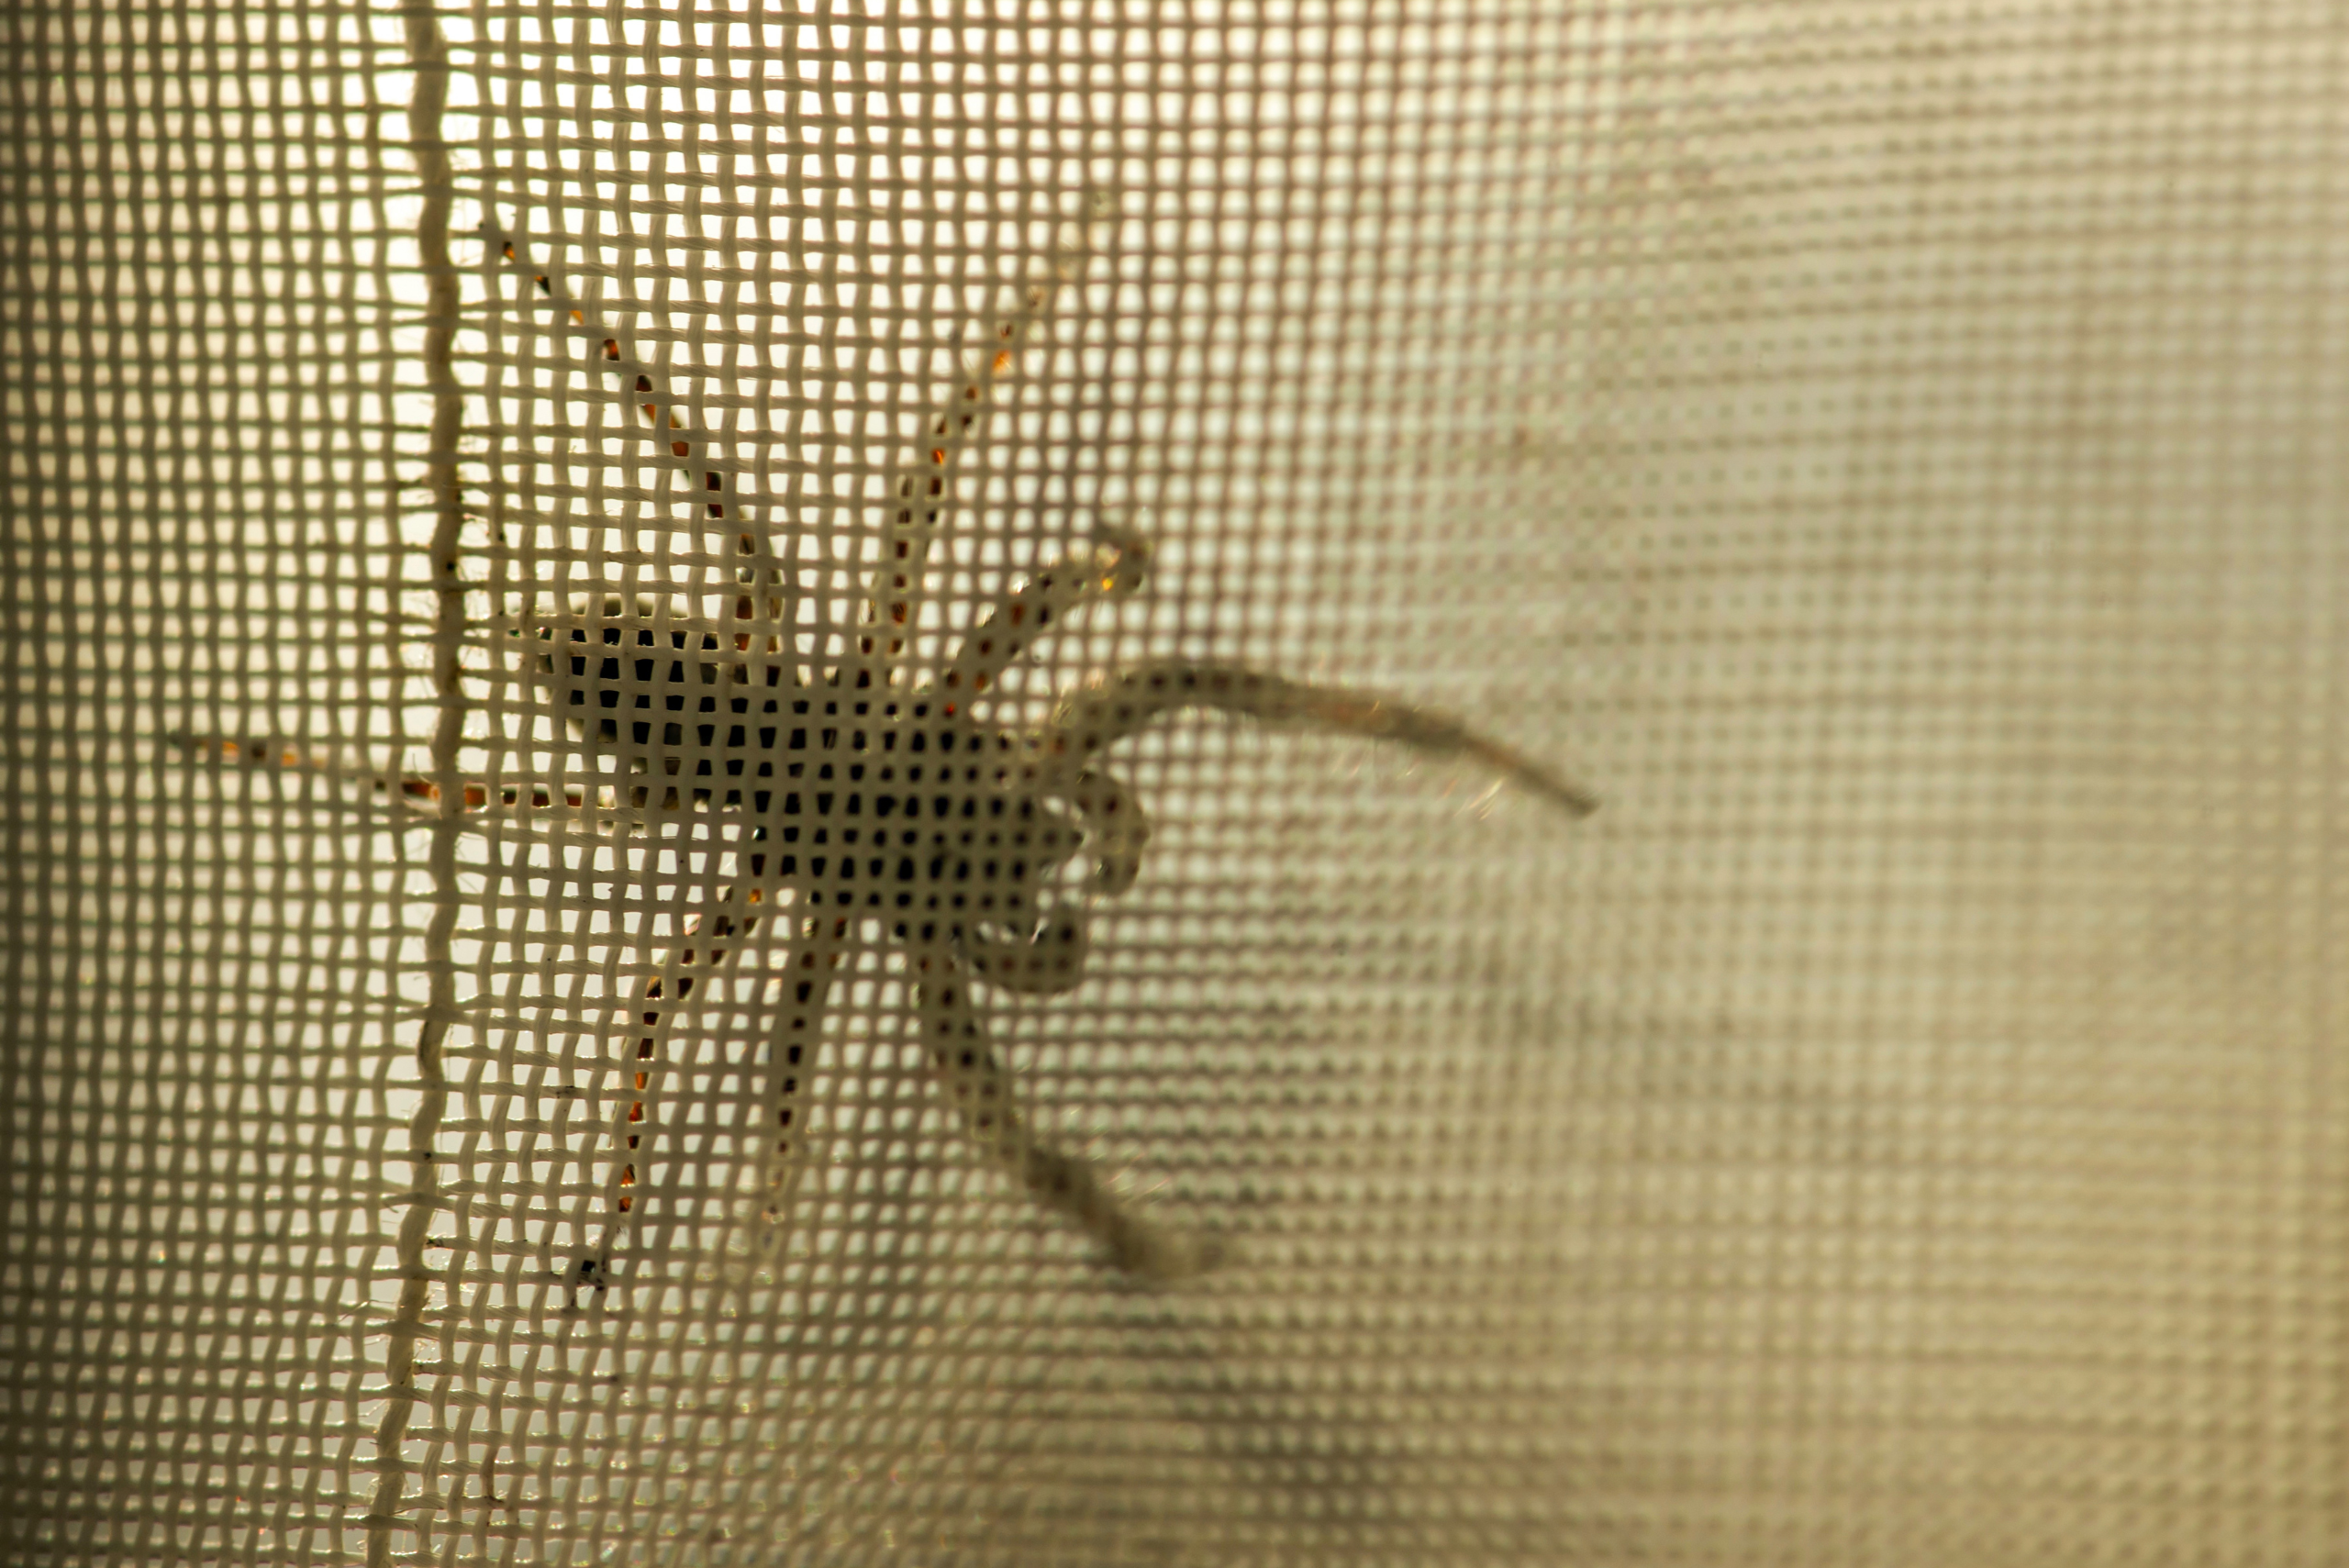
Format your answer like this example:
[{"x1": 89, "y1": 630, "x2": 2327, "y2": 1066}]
[{"x1": 6, "y1": 0, "x2": 2345, "y2": 1563}]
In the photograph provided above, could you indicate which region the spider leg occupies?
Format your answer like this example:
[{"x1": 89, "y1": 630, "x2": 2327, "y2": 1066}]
[
  {"x1": 172, "y1": 733, "x2": 424, "y2": 814},
  {"x1": 944, "y1": 525, "x2": 1154, "y2": 898},
  {"x1": 911, "y1": 950, "x2": 1221, "y2": 1282},
  {"x1": 941, "y1": 522, "x2": 1151, "y2": 703},
  {"x1": 1041, "y1": 661, "x2": 1600, "y2": 817},
  {"x1": 479, "y1": 213, "x2": 793, "y2": 589},
  {"x1": 863, "y1": 192, "x2": 1119, "y2": 683},
  {"x1": 586, "y1": 877, "x2": 829, "y2": 1283},
  {"x1": 168, "y1": 732, "x2": 594, "y2": 821}
]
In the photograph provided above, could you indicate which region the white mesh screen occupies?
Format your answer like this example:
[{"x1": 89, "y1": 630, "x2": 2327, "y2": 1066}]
[{"x1": 7, "y1": 1, "x2": 2345, "y2": 1563}]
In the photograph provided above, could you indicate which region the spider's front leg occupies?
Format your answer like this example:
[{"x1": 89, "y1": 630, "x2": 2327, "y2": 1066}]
[
  {"x1": 939, "y1": 525, "x2": 1159, "y2": 994},
  {"x1": 863, "y1": 195, "x2": 1120, "y2": 681},
  {"x1": 484, "y1": 217, "x2": 776, "y2": 550},
  {"x1": 951, "y1": 521, "x2": 1158, "y2": 898},
  {"x1": 1042, "y1": 659, "x2": 1601, "y2": 818},
  {"x1": 941, "y1": 519, "x2": 1152, "y2": 704},
  {"x1": 911, "y1": 950, "x2": 1222, "y2": 1282}
]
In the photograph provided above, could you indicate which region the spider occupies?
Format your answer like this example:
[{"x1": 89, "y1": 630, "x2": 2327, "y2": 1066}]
[{"x1": 207, "y1": 195, "x2": 1596, "y2": 1286}]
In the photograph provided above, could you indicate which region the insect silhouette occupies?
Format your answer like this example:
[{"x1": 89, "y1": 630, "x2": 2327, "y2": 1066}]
[{"x1": 199, "y1": 195, "x2": 1597, "y2": 1287}]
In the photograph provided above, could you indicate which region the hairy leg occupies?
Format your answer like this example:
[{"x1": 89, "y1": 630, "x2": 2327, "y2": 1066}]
[
  {"x1": 168, "y1": 731, "x2": 593, "y2": 825},
  {"x1": 478, "y1": 211, "x2": 803, "y2": 617},
  {"x1": 868, "y1": 190, "x2": 1121, "y2": 679},
  {"x1": 583, "y1": 880, "x2": 834, "y2": 1289},
  {"x1": 1041, "y1": 659, "x2": 1600, "y2": 817},
  {"x1": 483, "y1": 219, "x2": 762, "y2": 529},
  {"x1": 942, "y1": 521, "x2": 1152, "y2": 702}
]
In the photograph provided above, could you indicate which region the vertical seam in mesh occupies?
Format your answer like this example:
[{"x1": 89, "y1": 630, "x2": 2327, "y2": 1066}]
[{"x1": 364, "y1": 4, "x2": 462, "y2": 1556}]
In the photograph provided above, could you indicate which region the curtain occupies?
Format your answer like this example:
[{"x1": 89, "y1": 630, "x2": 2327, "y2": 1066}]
[{"x1": 7, "y1": 1, "x2": 2343, "y2": 1562}]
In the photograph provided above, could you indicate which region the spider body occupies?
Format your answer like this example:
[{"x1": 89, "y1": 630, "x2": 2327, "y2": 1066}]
[
  {"x1": 550, "y1": 633, "x2": 1066, "y2": 912},
  {"x1": 532, "y1": 611, "x2": 1107, "y2": 992}
]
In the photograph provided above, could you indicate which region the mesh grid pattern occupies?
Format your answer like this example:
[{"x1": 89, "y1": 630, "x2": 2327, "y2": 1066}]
[{"x1": 7, "y1": 0, "x2": 2346, "y2": 1563}]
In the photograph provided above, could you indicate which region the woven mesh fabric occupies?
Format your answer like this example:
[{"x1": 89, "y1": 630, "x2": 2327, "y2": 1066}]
[{"x1": 8, "y1": 0, "x2": 2347, "y2": 1563}]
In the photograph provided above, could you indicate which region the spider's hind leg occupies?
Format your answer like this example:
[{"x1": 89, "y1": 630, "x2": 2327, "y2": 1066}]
[
  {"x1": 168, "y1": 732, "x2": 562, "y2": 819},
  {"x1": 573, "y1": 901, "x2": 841, "y2": 1298},
  {"x1": 914, "y1": 951, "x2": 1222, "y2": 1282}
]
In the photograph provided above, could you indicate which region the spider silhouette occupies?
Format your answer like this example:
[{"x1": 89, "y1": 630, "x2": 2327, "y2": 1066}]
[{"x1": 212, "y1": 196, "x2": 1597, "y2": 1286}]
